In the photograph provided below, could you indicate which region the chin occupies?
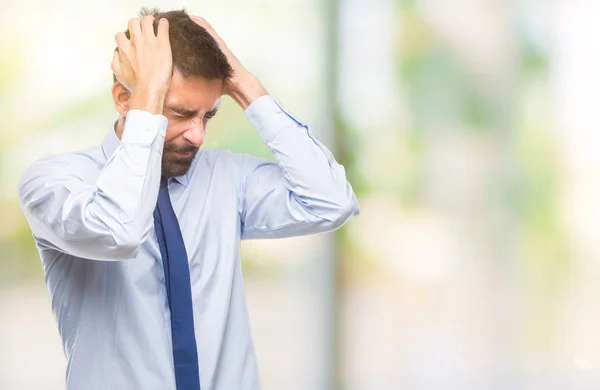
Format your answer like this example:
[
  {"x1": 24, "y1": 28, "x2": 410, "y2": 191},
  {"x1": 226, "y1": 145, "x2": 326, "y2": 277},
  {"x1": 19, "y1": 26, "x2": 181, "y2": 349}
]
[
  {"x1": 163, "y1": 166, "x2": 191, "y2": 178},
  {"x1": 161, "y1": 149, "x2": 199, "y2": 177},
  {"x1": 162, "y1": 159, "x2": 194, "y2": 178}
]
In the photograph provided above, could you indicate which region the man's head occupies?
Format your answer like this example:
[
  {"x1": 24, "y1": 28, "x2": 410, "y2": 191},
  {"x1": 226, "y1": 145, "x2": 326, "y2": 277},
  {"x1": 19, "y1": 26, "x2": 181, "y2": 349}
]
[{"x1": 112, "y1": 8, "x2": 233, "y2": 177}]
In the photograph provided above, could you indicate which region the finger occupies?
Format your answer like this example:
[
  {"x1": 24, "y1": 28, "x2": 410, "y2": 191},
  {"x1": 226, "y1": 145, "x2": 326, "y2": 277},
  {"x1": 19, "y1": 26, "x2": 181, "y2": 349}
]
[
  {"x1": 127, "y1": 17, "x2": 142, "y2": 40},
  {"x1": 190, "y1": 16, "x2": 204, "y2": 25},
  {"x1": 195, "y1": 17, "x2": 215, "y2": 35},
  {"x1": 191, "y1": 16, "x2": 207, "y2": 26},
  {"x1": 191, "y1": 17, "x2": 222, "y2": 46},
  {"x1": 114, "y1": 32, "x2": 131, "y2": 62},
  {"x1": 111, "y1": 50, "x2": 121, "y2": 75},
  {"x1": 114, "y1": 32, "x2": 129, "y2": 49},
  {"x1": 141, "y1": 15, "x2": 155, "y2": 38},
  {"x1": 157, "y1": 18, "x2": 169, "y2": 41}
]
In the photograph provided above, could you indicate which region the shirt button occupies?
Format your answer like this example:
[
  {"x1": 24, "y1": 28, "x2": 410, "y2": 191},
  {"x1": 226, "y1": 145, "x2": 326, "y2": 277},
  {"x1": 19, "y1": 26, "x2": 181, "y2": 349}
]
[
  {"x1": 146, "y1": 127, "x2": 154, "y2": 132},
  {"x1": 275, "y1": 107, "x2": 282, "y2": 114}
]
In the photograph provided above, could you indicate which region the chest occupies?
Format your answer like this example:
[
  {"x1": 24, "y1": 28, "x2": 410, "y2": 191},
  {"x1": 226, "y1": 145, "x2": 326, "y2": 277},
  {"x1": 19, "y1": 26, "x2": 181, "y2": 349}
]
[{"x1": 136, "y1": 169, "x2": 241, "y2": 286}]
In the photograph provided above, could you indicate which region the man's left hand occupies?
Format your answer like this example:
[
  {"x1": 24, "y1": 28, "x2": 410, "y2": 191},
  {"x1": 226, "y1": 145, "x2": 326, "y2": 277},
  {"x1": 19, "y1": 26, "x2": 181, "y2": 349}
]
[{"x1": 190, "y1": 16, "x2": 267, "y2": 109}]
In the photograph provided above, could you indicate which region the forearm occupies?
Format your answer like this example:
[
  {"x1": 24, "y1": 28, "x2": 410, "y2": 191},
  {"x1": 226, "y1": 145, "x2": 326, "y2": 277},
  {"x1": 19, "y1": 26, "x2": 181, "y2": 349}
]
[
  {"x1": 19, "y1": 111, "x2": 166, "y2": 260},
  {"x1": 244, "y1": 96, "x2": 359, "y2": 222},
  {"x1": 96, "y1": 110, "x2": 165, "y2": 248}
]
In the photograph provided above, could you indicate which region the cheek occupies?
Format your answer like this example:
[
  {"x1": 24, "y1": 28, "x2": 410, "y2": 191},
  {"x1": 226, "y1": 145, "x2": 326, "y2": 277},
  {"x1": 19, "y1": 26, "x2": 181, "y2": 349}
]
[{"x1": 164, "y1": 123, "x2": 187, "y2": 143}]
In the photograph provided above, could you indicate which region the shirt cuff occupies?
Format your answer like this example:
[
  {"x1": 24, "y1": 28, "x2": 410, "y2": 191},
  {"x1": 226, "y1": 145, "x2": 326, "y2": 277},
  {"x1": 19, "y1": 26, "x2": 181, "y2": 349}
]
[
  {"x1": 244, "y1": 95, "x2": 305, "y2": 144},
  {"x1": 121, "y1": 109, "x2": 168, "y2": 145}
]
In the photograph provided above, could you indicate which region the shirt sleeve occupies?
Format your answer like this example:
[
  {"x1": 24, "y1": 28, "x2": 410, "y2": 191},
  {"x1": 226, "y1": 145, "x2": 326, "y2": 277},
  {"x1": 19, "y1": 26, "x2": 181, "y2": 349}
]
[
  {"x1": 237, "y1": 95, "x2": 360, "y2": 240},
  {"x1": 18, "y1": 110, "x2": 167, "y2": 261}
]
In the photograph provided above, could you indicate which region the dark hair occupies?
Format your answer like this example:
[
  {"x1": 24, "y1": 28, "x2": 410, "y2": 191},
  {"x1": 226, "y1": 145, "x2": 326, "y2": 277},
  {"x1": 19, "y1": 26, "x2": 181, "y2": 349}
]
[{"x1": 113, "y1": 8, "x2": 233, "y2": 83}]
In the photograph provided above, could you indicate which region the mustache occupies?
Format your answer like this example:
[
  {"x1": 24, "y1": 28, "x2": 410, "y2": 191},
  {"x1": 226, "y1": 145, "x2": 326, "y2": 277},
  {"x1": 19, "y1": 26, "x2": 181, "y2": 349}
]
[{"x1": 164, "y1": 141, "x2": 199, "y2": 154}]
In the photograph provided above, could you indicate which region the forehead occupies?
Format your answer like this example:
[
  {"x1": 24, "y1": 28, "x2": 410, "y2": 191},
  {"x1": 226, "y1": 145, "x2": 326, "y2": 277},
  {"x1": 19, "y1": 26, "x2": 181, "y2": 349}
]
[{"x1": 165, "y1": 69, "x2": 223, "y2": 110}]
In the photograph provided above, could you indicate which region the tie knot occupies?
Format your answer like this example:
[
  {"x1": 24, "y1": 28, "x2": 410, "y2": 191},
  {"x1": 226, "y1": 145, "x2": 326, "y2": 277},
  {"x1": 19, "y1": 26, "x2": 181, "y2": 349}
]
[{"x1": 160, "y1": 177, "x2": 168, "y2": 188}]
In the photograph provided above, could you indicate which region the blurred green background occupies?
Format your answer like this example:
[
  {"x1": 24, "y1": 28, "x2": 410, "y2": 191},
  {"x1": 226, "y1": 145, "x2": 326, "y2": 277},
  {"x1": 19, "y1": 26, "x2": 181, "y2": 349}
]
[{"x1": 2, "y1": 0, "x2": 600, "y2": 389}]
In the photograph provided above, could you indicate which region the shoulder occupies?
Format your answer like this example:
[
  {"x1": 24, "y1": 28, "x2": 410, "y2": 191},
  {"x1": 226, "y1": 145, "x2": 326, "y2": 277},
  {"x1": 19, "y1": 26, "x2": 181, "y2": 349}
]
[
  {"x1": 189, "y1": 148, "x2": 272, "y2": 192},
  {"x1": 195, "y1": 148, "x2": 266, "y2": 174}
]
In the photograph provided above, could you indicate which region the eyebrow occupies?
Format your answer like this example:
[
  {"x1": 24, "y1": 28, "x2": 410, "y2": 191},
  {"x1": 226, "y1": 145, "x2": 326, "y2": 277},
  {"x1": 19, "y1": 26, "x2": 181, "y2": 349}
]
[
  {"x1": 165, "y1": 106, "x2": 220, "y2": 117},
  {"x1": 166, "y1": 106, "x2": 198, "y2": 117}
]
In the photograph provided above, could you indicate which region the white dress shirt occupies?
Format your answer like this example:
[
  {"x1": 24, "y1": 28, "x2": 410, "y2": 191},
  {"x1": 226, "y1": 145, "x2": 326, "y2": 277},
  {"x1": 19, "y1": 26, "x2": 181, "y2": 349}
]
[{"x1": 18, "y1": 95, "x2": 360, "y2": 390}]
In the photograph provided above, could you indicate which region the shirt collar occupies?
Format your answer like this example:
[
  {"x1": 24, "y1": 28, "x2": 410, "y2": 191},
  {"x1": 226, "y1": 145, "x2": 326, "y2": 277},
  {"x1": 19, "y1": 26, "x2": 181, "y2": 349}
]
[
  {"x1": 172, "y1": 169, "x2": 190, "y2": 187},
  {"x1": 101, "y1": 120, "x2": 191, "y2": 188}
]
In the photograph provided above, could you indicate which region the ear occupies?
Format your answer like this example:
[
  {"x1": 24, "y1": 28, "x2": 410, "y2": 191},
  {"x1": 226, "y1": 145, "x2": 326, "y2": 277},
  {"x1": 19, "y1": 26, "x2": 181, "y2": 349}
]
[{"x1": 111, "y1": 82, "x2": 131, "y2": 117}]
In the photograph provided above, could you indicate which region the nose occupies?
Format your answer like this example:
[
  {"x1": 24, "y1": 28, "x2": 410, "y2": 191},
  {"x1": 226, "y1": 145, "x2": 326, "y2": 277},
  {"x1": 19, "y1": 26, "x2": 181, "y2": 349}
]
[{"x1": 182, "y1": 122, "x2": 205, "y2": 148}]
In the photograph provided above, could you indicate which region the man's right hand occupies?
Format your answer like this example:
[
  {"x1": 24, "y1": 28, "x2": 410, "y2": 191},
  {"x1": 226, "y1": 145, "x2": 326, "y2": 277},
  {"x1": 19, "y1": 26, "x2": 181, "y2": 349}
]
[{"x1": 112, "y1": 15, "x2": 172, "y2": 114}]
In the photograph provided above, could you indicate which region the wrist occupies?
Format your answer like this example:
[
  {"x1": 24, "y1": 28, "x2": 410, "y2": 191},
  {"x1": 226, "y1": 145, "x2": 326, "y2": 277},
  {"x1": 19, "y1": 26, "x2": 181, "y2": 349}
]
[
  {"x1": 228, "y1": 74, "x2": 267, "y2": 110},
  {"x1": 129, "y1": 88, "x2": 167, "y2": 115}
]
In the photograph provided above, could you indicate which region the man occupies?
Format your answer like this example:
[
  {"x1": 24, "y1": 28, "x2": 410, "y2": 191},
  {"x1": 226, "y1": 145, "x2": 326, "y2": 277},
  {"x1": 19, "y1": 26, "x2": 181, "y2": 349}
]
[{"x1": 18, "y1": 8, "x2": 359, "y2": 390}]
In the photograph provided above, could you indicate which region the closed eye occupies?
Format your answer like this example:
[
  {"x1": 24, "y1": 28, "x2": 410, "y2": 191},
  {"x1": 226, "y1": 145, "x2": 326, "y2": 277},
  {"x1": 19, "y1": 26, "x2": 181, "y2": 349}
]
[
  {"x1": 204, "y1": 109, "x2": 218, "y2": 120},
  {"x1": 166, "y1": 106, "x2": 197, "y2": 119}
]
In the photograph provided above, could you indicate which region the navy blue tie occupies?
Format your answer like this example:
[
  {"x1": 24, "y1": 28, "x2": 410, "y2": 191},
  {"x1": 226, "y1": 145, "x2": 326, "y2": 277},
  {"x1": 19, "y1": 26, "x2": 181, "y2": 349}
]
[{"x1": 153, "y1": 178, "x2": 201, "y2": 390}]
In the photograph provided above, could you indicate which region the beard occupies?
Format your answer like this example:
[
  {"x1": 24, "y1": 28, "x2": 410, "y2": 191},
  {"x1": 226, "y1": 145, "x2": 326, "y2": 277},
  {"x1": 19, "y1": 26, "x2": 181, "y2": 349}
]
[{"x1": 161, "y1": 140, "x2": 199, "y2": 177}]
